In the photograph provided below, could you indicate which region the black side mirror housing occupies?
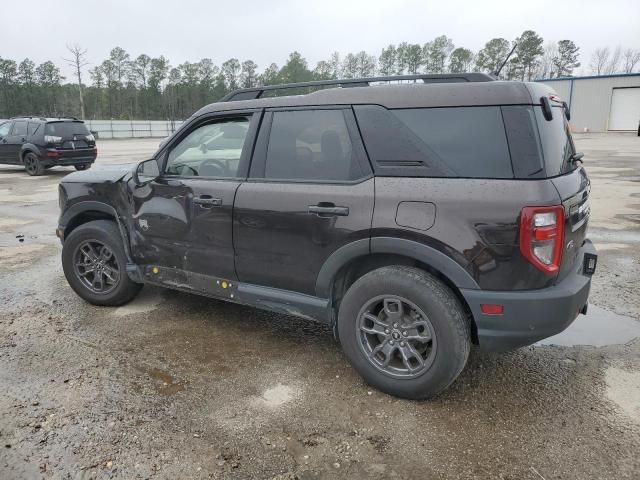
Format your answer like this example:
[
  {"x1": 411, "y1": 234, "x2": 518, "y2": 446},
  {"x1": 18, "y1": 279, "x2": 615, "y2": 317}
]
[
  {"x1": 132, "y1": 158, "x2": 160, "y2": 186},
  {"x1": 540, "y1": 96, "x2": 553, "y2": 121}
]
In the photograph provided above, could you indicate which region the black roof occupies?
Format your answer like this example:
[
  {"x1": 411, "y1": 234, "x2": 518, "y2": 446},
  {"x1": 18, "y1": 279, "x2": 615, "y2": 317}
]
[{"x1": 196, "y1": 79, "x2": 544, "y2": 117}]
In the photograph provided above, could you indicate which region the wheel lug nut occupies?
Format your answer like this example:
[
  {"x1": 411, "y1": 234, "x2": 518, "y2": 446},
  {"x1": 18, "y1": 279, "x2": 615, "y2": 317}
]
[
  {"x1": 389, "y1": 340, "x2": 394, "y2": 345},
  {"x1": 400, "y1": 341, "x2": 405, "y2": 347},
  {"x1": 403, "y1": 331, "x2": 408, "y2": 337},
  {"x1": 384, "y1": 329, "x2": 390, "y2": 334},
  {"x1": 393, "y1": 323, "x2": 398, "y2": 328}
]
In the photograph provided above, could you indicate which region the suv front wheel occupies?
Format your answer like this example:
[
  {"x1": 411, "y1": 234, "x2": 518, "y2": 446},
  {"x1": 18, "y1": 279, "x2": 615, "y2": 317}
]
[
  {"x1": 338, "y1": 266, "x2": 470, "y2": 399},
  {"x1": 62, "y1": 220, "x2": 142, "y2": 306}
]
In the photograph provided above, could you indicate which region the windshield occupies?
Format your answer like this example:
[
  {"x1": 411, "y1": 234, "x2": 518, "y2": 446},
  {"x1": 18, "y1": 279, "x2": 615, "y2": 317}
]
[{"x1": 534, "y1": 106, "x2": 576, "y2": 177}]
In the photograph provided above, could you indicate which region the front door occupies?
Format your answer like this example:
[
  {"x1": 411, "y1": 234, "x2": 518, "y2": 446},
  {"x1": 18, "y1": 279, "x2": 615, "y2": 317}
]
[
  {"x1": 4, "y1": 120, "x2": 27, "y2": 164},
  {"x1": 0, "y1": 121, "x2": 12, "y2": 162},
  {"x1": 234, "y1": 108, "x2": 374, "y2": 296},
  {"x1": 130, "y1": 112, "x2": 260, "y2": 285}
]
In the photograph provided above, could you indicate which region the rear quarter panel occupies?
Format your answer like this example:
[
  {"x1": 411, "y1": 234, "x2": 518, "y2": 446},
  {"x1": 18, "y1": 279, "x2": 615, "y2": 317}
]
[{"x1": 373, "y1": 177, "x2": 563, "y2": 290}]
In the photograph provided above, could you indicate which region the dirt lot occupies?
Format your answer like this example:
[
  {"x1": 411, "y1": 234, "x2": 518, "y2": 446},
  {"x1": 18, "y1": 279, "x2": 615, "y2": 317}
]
[{"x1": 1, "y1": 134, "x2": 639, "y2": 479}]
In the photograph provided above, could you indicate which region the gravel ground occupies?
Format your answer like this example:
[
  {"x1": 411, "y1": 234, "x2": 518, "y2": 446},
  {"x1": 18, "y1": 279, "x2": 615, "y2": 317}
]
[{"x1": 0, "y1": 134, "x2": 639, "y2": 480}]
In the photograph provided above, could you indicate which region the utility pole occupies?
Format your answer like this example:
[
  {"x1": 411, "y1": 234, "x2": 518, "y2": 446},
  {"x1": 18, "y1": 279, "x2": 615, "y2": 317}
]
[{"x1": 64, "y1": 44, "x2": 89, "y2": 119}]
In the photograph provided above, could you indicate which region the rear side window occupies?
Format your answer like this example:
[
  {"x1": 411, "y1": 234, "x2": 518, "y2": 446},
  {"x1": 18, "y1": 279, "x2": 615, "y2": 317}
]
[
  {"x1": 265, "y1": 110, "x2": 364, "y2": 181},
  {"x1": 534, "y1": 106, "x2": 576, "y2": 177},
  {"x1": 27, "y1": 122, "x2": 40, "y2": 136},
  {"x1": 355, "y1": 105, "x2": 513, "y2": 178},
  {"x1": 12, "y1": 121, "x2": 27, "y2": 136},
  {"x1": 45, "y1": 121, "x2": 90, "y2": 137}
]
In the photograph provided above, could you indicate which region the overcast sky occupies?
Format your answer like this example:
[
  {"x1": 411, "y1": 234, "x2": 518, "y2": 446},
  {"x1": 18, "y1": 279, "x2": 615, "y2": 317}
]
[{"x1": 1, "y1": 0, "x2": 638, "y2": 78}]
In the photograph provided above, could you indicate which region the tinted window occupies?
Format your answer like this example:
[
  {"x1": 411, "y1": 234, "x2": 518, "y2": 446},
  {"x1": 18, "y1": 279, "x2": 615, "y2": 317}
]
[
  {"x1": 27, "y1": 122, "x2": 40, "y2": 137},
  {"x1": 12, "y1": 121, "x2": 27, "y2": 136},
  {"x1": 0, "y1": 122, "x2": 10, "y2": 137},
  {"x1": 265, "y1": 110, "x2": 363, "y2": 181},
  {"x1": 392, "y1": 107, "x2": 513, "y2": 178},
  {"x1": 502, "y1": 106, "x2": 544, "y2": 178},
  {"x1": 45, "y1": 121, "x2": 90, "y2": 137},
  {"x1": 166, "y1": 117, "x2": 249, "y2": 178},
  {"x1": 534, "y1": 106, "x2": 576, "y2": 177}
]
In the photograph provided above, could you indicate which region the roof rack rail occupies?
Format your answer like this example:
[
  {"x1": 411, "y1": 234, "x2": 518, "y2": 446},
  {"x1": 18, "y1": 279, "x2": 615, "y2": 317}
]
[
  {"x1": 220, "y1": 72, "x2": 495, "y2": 102},
  {"x1": 10, "y1": 115, "x2": 47, "y2": 121}
]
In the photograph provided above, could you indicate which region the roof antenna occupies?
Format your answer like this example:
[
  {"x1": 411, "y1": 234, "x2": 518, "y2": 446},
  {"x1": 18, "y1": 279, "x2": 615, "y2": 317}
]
[{"x1": 494, "y1": 42, "x2": 518, "y2": 78}]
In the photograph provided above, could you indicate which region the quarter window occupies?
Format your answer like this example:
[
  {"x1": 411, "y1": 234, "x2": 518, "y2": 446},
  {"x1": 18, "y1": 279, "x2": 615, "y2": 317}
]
[
  {"x1": 166, "y1": 117, "x2": 250, "y2": 178},
  {"x1": 265, "y1": 110, "x2": 363, "y2": 181},
  {"x1": 28, "y1": 122, "x2": 40, "y2": 136}
]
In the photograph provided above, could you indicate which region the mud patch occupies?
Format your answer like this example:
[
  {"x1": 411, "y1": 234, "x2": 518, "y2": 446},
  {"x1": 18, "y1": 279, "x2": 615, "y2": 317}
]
[
  {"x1": 605, "y1": 367, "x2": 640, "y2": 423},
  {"x1": 0, "y1": 243, "x2": 49, "y2": 270}
]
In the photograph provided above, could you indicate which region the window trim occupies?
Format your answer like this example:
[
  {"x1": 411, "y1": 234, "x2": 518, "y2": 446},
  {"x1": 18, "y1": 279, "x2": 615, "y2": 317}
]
[
  {"x1": 157, "y1": 110, "x2": 262, "y2": 181},
  {"x1": 248, "y1": 106, "x2": 373, "y2": 184}
]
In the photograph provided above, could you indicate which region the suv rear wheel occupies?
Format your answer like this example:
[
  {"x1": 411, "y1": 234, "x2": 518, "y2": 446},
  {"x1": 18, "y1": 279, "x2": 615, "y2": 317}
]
[
  {"x1": 338, "y1": 266, "x2": 470, "y2": 399},
  {"x1": 24, "y1": 152, "x2": 44, "y2": 176},
  {"x1": 75, "y1": 164, "x2": 90, "y2": 171},
  {"x1": 62, "y1": 220, "x2": 142, "y2": 306}
]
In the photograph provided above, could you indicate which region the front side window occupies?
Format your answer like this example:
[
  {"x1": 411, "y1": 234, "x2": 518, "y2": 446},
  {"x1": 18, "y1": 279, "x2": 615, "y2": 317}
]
[
  {"x1": 0, "y1": 122, "x2": 11, "y2": 137},
  {"x1": 166, "y1": 117, "x2": 250, "y2": 178},
  {"x1": 12, "y1": 121, "x2": 27, "y2": 136},
  {"x1": 265, "y1": 109, "x2": 363, "y2": 181}
]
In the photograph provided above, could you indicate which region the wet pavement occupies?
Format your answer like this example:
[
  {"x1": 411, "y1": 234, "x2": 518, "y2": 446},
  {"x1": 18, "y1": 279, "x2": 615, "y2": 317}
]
[{"x1": 1, "y1": 135, "x2": 639, "y2": 479}]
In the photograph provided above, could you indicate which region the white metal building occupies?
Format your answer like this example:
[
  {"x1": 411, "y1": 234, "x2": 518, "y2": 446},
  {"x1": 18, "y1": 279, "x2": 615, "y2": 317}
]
[{"x1": 537, "y1": 73, "x2": 640, "y2": 132}]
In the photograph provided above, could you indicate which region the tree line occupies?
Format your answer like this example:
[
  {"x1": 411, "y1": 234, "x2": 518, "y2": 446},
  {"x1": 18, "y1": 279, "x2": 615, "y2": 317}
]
[{"x1": 0, "y1": 31, "x2": 638, "y2": 121}]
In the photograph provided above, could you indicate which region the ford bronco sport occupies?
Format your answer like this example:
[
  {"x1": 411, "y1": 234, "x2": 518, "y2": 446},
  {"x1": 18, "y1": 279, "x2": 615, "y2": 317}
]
[
  {"x1": 0, "y1": 117, "x2": 96, "y2": 175},
  {"x1": 57, "y1": 74, "x2": 597, "y2": 399}
]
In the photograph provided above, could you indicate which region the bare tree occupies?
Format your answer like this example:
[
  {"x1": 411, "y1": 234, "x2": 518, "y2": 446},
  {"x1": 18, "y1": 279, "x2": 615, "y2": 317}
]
[
  {"x1": 605, "y1": 46, "x2": 622, "y2": 74},
  {"x1": 589, "y1": 47, "x2": 610, "y2": 75},
  {"x1": 623, "y1": 48, "x2": 640, "y2": 73},
  {"x1": 64, "y1": 44, "x2": 89, "y2": 119}
]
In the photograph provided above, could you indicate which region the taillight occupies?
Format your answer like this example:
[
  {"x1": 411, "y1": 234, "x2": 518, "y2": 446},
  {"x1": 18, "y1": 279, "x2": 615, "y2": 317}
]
[{"x1": 519, "y1": 206, "x2": 564, "y2": 274}]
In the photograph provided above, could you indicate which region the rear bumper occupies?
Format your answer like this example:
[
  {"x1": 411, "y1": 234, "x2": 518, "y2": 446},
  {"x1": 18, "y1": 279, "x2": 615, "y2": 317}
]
[
  {"x1": 461, "y1": 240, "x2": 597, "y2": 351},
  {"x1": 41, "y1": 149, "x2": 96, "y2": 166}
]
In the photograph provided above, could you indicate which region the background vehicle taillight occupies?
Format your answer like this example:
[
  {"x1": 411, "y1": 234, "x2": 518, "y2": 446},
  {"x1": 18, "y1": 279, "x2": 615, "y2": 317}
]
[{"x1": 519, "y1": 206, "x2": 564, "y2": 274}]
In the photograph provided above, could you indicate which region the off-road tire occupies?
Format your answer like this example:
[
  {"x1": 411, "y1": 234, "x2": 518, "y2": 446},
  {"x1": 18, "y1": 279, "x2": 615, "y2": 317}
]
[
  {"x1": 338, "y1": 266, "x2": 470, "y2": 399},
  {"x1": 62, "y1": 220, "x2": 142, "y2": 306}
]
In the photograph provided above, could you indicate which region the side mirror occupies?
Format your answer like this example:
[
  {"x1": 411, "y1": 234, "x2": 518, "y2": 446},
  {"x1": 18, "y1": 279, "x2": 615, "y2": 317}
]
[{"x1": 132, "y1": 158, "x2": 160, "y2": 186}]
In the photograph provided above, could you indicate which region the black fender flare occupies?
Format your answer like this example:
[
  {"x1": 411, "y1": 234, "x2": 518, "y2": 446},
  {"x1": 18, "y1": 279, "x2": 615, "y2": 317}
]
[
  {"x1": 19, "y1": 143, "x2": 42, "y2": 162},
  {"x1": 315, "y1": 236, "x2": 479, "y2": 298},
  {"x1": 60, "y1": 201, "x2": 135, "y2": 266}
]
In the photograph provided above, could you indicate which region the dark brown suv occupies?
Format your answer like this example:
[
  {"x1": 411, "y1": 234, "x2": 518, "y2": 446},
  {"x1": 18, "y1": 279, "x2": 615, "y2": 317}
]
[{"x1": 56, "y1": 74, "x2": 597, "y2": 399}]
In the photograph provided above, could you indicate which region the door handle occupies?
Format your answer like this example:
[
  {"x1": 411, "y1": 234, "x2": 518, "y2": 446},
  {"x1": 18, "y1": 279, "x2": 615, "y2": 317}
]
[
  {"x1": 194, "y1": 196, "x2": 222, "y2": 207},
  {"x1": 308, "y1": 203, "x2": 349, "y2": 217}
]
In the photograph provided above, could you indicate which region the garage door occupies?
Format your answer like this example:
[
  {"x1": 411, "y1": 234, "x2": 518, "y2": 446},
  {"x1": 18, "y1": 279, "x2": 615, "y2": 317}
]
[{"x1": 608, "y1": 87, "x2": 640, "y2": 131}]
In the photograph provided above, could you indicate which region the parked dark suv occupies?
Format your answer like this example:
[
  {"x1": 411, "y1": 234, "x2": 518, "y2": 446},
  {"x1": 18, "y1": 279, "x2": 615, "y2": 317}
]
[
  {"x1": 0, "y1": 117, "x2": 97, "y2": 175},
  {"x1": 56, "y1": 74, "x2": 596, "y2": 399}
]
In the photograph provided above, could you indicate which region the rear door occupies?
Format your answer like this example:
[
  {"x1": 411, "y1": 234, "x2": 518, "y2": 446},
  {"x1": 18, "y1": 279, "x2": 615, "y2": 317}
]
[
  {"x1": 131, "y1": 112, "x2": 260, "y2": 284},
  {"x1": 535, "y1": 105, "x2": 590, "y2": 280},
  {"x1": 233, "y1": 107, "x2": 374, "y2": 296}
]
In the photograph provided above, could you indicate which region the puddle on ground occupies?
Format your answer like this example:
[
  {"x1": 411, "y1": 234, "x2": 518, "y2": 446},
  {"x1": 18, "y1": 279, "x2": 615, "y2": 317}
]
[
  {"x1": 605, "y1": 367, "x2": 640, "y2": 423},
  {"x1": 135, "y1": 365, "x2": 186, "y2": 396},
  {"x1": 112, "y1": 288, "x2": 163, "y2": 317},
  {"x1": 537, "y1": 305, "x2": 640, "y2": 347}
]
